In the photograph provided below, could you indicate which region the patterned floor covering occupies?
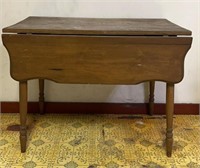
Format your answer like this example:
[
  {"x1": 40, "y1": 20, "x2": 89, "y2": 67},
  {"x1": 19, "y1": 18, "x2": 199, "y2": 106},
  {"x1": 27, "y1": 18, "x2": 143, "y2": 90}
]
[{"x1": 0, "y1": 113, "x2": 200, "y2": 168}]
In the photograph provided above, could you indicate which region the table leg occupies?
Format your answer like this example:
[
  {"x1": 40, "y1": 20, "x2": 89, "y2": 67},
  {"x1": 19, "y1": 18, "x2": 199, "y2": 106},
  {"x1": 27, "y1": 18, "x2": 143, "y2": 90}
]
[
  {"x1": 148, "y1": 81, "x2": 155, "y2": 115},
  {"x1": 19, "y1": 81, "x2": 28, "y2": 153},
  {"x1": 166, "y1": 83, "x2": 174, "y2": 157},
  {"x1": 39, "y1": 79, "x2": 45, "y2": 114}
]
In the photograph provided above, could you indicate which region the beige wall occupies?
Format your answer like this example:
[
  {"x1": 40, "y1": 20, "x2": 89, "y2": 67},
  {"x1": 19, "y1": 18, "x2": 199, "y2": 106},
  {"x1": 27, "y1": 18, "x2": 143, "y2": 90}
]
[{"x1": 1, "y1": 0, "x2": 200, "y2": 103}]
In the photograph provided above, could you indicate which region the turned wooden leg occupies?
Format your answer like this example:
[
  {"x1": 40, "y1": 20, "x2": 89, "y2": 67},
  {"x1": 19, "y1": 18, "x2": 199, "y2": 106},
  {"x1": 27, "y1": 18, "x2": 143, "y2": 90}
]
[
  {"x1": 166, "y1": 83, "x2": 174, "y2": 157},
  {"x1": 19, "y1": 81, "x2": 28, "y2": 153},
  {"x1": 39, "y1": 79, "x2": 45, "y2": 114},
  {"x1": 148, "y1": 81, "x2": 155, "y2": 115}
]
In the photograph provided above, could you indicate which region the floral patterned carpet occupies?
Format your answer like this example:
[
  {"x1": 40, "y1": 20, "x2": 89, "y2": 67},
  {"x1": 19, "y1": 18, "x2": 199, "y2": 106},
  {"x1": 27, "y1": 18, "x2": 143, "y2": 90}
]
[{"x1": 0, "y1": 113, "x2": 200, "y2": 168}]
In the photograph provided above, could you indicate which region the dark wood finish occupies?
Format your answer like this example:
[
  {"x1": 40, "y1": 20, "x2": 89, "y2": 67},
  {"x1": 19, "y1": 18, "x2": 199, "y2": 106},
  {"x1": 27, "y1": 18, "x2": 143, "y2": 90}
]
[
  {"x1": 2, "y1": 35, "x2": 192, "y2": 84},
  {"x1": 19, "y1": 81, "x2": 28, "y2": 153},
  {"x1": 2, "y1": 17, "x2": 192, "y2": 156},
  {"x1": 1, "y1": 102, "x2": 199, "y2": 115},
  {"x1": 3, "y1": 17, "x2": 191, "y2": 36},
  {"x1": 39, "y1": 79, "x2": 45, "y2": 114},
  {"x1": 149, "y1": 81, "x2": 155, "y2": 115},
  {"x1": 166, "y1": 83, "x2": 174, "y2": 157}
]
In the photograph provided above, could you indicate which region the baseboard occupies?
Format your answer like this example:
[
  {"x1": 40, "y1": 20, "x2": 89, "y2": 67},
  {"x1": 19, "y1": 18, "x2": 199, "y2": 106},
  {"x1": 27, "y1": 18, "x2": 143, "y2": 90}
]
[{"x1": 1, "y1": 102, "x2": 199, "y2": 115}]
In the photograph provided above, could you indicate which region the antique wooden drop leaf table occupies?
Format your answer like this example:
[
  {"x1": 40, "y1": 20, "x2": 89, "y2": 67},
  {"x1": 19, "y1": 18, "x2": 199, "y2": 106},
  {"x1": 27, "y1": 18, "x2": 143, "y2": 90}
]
[{"x1": 2, "y1": 17, "x2": 192, "y2": 157}]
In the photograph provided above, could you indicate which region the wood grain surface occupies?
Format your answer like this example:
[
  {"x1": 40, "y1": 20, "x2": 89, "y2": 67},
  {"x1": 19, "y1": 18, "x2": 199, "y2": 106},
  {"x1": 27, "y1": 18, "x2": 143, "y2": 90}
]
[
  {"x1": 3, "y1": 17, "x2": 192, "y2": 36},
  {"x1": 2, "y1": 34, "x2": 192, "y2": 84}
]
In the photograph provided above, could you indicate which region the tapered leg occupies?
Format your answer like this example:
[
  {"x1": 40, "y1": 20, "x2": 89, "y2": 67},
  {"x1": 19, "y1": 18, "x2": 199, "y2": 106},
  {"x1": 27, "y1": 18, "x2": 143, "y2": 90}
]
[
  {"x1": 39, "y1": 79, "x2": 45, "y2": 114},
  {"x1": 166, "y1": 83, "x2": 174, "y2": 157},
  {"x1": 148, "y1": 81, "x2": 155, "y2": 115},
  {"x1": 19, "y1": 81, "x2": 28, "y2": 153}
]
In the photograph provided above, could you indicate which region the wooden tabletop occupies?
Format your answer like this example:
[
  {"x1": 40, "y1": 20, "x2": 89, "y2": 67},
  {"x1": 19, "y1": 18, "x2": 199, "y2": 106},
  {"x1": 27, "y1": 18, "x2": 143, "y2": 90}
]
[{"x1": 3, "y1": 16, "x2": 191, "y2": 36}]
